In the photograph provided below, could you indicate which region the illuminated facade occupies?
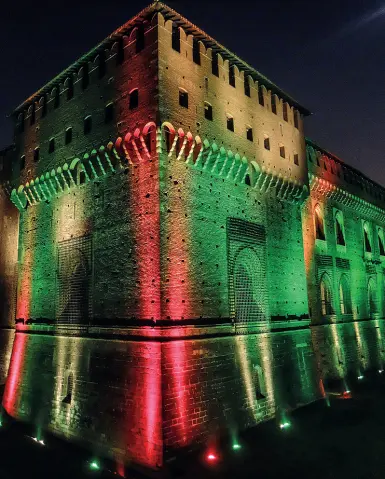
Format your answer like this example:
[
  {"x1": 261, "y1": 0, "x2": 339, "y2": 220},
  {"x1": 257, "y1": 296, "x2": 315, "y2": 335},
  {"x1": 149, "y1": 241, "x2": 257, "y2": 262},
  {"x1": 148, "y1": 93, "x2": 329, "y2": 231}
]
[{"x1": 0, "y1": 1, "x2": 384, "y2": 473}]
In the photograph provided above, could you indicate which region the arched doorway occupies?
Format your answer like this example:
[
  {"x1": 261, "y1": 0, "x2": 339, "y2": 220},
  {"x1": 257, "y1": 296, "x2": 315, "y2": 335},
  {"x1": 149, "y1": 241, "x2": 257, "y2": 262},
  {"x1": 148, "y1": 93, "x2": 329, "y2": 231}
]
[{"x1": 232, "y1": 247, "x2": 266, "y2": 323}]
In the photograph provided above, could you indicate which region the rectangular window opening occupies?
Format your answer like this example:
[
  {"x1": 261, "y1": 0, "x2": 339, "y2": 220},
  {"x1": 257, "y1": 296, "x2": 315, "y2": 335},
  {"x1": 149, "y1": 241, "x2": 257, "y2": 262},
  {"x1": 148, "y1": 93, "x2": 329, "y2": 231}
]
[
  {"x1": 227, "y1": 115, "x2": 234, "y2": 132},
  {"x1": 49, "y1": 138, "x2": 55, "y2": 154},
  {"x1": 172, "y1": 24, "x2": 181, "y2": 52},
  {"x1": 33, "y1": 147, "x2": 40, "y2": 163},
  {"x1": 258, "y1": 85, "x2": 265, "y2": 106},
  {"x1": 229, "y1": 65, "x2": 236, "y2": 87},
  {"x1": 179, "y1": 89, "x2": 189, "y2": 108},
  {"x1": 193, "y1": 38, "x2": 201, "y2": 65},
  {"x1": 212, "y1": 52, "x2": 219, "y2": 77},
  {"x1": 204, "y1": 102, "x2": 213, "y2": 121},
  {"x1": 246, "y1": 126, "x2": 253, "y2": 142},
  {"x1": 65, "y1": 127, "x2": 73, "y2": 145},
  {"x1": 271, "y1": 94, "x2": 277, "y2": 114},
  {"x1": 105, "y1": 102, "x2": 114, "y2": 123},
  {"x1": 129, "y1": 89, "x2": 139, "y2": 110},
  {"x1": 244, "y1": 77, "x2": 250, "y2": 97},
  {"x1": 84, "y1": 116, "x2": 92, "y2": 135}
]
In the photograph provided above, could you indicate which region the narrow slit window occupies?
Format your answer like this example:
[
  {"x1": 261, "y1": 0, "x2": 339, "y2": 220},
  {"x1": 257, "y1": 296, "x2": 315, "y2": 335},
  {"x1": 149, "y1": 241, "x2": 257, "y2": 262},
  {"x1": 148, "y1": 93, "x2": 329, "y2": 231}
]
[
  {"x1": 179, "y1": 89, "x2": 188, "y2": 108},
  {"x1": 193, "y1": 38, "x2": 201, "y2": 65},
  {"x1": 33, "y1": 147, "x2": 40, "y2": 163},
  {"x1": 204, "y1": 102, "x2": 213, "y2": 121},
  {"x1": 105, "y1": 102, "x2": 114, "y2": 123},
  {"x1": 280, "y1": 145, "x2": 285, "y2": 158},
  {"x1": 294, "y1": 110, "x2": 299, "y2": 129},
  {"x1": 294, "y1": 153, "x2": 299, "y2": 165},
  {"x1": 172, "y1": 23, "x2": 180, "y2": 52},
  {"x1": 264, "y1": 136, "x2": 270, "y2": 150},
  {"x1": 364, "y1": 223, "x2": 372, "y2": 253},
  {"x1": 379, "y1": 229, "x2": 385, "y2": 256},
  {"x1": 129, "y1": 89, "x2": 139, "y2": 110},
  {"x1": 244, "y1": 77, "x2": 250, "y2": 97},
  {"x1": 283, "y1": 102, "x2": 288, "y2": 122},
  {"x1": 227, "y1": 115, "x2": 234, "y2": 132},
  {"x1": 212, "y1": 52, "x2": 219, "y2": 77},
  {"x1": 258, "y1": 85, "x2": 265, "y2": 106},
  {"x1": 335, "y1": 211, "x2": 345, "y2": 246},
  {"x1": 229, "y1": 65, "x2": 236, "y2": 87},
  {"x1": 271, "y1": 94, "x2": 277, "y2": 114},
  {"x1": 65, "y1": 127, "x2": 73, "y2": 145},
  {"x1": 48, "y1": 138, "x2": 55, "y2": 154},
  {"x1": 246, "y1": 126, "x2": 253, "y2": 142},
  {"x1": 84, "y1": 115, "x2": 92, "y2": 135},
  {"x1": 315, "y1": 206, "x2": 325, "y2": 241}
]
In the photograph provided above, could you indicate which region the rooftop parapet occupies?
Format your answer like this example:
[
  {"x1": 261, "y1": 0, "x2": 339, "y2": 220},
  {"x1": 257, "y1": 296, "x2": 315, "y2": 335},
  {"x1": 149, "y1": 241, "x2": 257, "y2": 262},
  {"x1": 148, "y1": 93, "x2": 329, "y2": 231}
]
[
  {"x1": 306, "y1": 137, "x2": 385, "y2": 212},
  {"x1": 12, "y1": 1, "x2": 311, "y2": 120}
]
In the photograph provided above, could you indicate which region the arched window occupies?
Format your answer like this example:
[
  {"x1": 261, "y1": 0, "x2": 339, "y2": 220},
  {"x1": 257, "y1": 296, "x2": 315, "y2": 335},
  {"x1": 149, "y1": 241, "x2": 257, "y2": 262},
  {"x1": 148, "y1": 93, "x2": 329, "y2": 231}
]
[
  {"x1": 368, "y1": 277, "x2": 377, "y2": 319},
  {"x1": 105, "y1": 102, "x2": 114, "y2": 123},
  {"x1": 314, "y1": 205, "x2": 325, "y2": 241},
  {"x1": 129, "y1": 89, "x2": 139, "y2": 110},
  {"x1": 84, "y1": 115, "x2": 92, "y2": 135},
  {"x1": 335, "y1": 211, "x2": 345, "y2": 246},
  {"x1": 320, "y1": 273, "x2": 333, "y2": 316},
  {"x1": 339, "y1": 274, "x2": 351, "y2": 315},
  {"x1": 363, "y1": 222, "x2": 372, "y2": 253},
  {"x1": 378, "y1": 228, "x2": 385, "y2": 256},
  {"x1": 65, "y1": 127, "x2": 73, "y2": 145}
]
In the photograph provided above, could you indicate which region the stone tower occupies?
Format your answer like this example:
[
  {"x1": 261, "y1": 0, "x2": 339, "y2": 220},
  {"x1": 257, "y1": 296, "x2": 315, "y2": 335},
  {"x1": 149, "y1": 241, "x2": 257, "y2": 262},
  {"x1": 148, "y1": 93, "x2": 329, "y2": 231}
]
[{"x1": 1, "y1": 1, "x2": 385, "y2": 475}]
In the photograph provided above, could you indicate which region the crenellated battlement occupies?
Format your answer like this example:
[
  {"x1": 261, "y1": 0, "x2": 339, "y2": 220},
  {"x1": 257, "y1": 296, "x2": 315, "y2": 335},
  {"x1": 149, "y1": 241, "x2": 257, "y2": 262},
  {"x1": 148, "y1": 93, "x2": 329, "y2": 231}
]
[
  {"x1": 14, "y1": 1, "x2": 309, "y2": 140},
  {"x1": 307, "y1": 139, "x2": 385, "y2": 211}
]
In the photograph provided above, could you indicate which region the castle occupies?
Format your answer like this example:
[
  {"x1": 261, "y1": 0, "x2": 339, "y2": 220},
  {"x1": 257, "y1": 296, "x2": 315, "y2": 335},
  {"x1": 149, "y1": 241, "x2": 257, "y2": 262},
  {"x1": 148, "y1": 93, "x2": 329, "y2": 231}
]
[{"x1": 0, "y1": 1, "x2": 384, "y2": 473}]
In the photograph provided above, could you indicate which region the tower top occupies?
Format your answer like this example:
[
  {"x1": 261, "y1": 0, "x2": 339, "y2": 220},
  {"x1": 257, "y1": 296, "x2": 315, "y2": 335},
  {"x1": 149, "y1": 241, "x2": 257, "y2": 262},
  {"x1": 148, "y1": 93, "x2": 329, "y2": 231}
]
[{"x1": 13, "y1": 1, "x2": 310, "y2": 116}]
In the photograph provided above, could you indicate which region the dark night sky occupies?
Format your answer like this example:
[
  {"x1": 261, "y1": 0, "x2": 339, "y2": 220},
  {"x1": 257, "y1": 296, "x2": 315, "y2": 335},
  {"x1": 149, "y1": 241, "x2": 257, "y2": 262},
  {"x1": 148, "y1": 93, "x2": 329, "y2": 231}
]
[{"x1": 1, "y1": 0, "x2": 385, "y2": 184}]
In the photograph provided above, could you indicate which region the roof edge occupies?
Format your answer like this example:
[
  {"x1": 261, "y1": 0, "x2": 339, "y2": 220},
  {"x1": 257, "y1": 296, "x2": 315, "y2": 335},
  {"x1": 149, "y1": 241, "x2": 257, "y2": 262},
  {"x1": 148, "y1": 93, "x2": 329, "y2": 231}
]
[{"x1": 12, "y1": 1, "x2": 311, "y2": 116}]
